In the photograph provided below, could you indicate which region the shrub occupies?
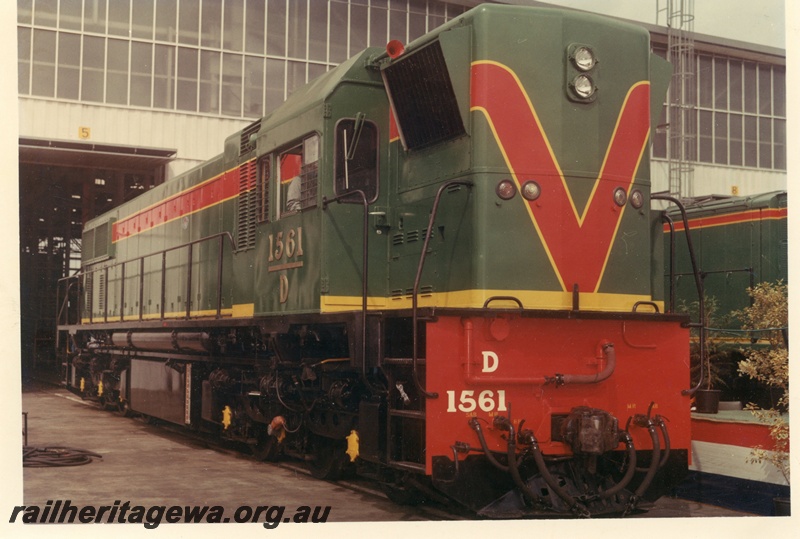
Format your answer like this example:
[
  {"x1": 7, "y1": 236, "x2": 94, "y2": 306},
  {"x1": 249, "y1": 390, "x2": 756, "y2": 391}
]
[{"x1": 736, "y1": 281, "x2": 789, "y2": 484}]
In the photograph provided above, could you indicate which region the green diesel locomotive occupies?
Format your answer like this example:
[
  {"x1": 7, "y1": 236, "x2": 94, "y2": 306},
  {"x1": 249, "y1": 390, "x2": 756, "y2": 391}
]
[{"x1": 58, "y1": 4, "x2": 692, "y2": 517}]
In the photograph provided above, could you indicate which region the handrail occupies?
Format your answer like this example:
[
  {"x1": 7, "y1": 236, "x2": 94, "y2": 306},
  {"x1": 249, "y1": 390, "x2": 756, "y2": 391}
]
[
  {"x1": 412, "y1": 180, "x2": 473, "y2": 399},
  {"x1": 652, "y1": 194, "x2": 705, "y2": 396},
  {"x1": 322, "y1": 189, "x2": 382, "y2": 394},
  {"x1": 57, "y1": 232, "x2": 236, "y2": 325},
  {"x1": 56, "y1": 280, "x2": 79, "y2": 326},
  {"x1": 662, "y1": 213, "x2": 676, "y2": 312}
]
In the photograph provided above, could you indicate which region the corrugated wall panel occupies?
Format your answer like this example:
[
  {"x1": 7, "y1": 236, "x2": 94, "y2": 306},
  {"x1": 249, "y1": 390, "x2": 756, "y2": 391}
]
[
  {"x1": 19, "y1": 98, "x2": 250, "y2": 178},
  {"x1": 651, "y1": 160, "x2": 786, "y2": 197}
]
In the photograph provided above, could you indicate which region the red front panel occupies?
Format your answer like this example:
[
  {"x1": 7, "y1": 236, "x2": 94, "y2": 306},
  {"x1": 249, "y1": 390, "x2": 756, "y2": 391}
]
[{"x1": 424, "y1": 315, "x2": 691, "y2": 474}]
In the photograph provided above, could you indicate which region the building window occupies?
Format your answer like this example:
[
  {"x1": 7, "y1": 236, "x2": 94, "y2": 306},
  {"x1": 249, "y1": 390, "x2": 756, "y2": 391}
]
[
  {"x1": 57, "y1": 32, "x2": 80, "y2": 100},
  {"x1": 652, "y1": 43, "x2": 786, "y2": 172},
  {"x1": 177, "y1": 47, "x2": 198, "y2": 111},
  {"x1": 697, "y1": 56, "x2": 786, "y2": 171},
  {"x1": 59, "y1": 0, "x2": 82, "y2": 31},
  {"x1": 155, "y1": 0, "x2": 177, "y2": 43},
  {"x1": 221, "y1": 53, "x2": 243, "y2": 116},
  {"x1": 199, "y1": 50, "x2": 220, "y2": 114},
  {"x1": 18, "y1": 0, "x2": 471, "y2": 120},
  {"x1": 131, "y1": 42, "x2": 153, "y2": 107},
  {"x1": 81, "y1": 35, "x2": 104, "y2": 102},
  {"x1": 18, "y1": 26, "x2": 31, "y2": 94},
  {"x1": 107, "y1": 39, "x2": 130, "y2": 105},
  {"x1": 18, "y1": 0, "x2": 782, "y2": 173},
  {"x1": 153, "y1": 44, "x2": 175, "y2": 109},
  {"x1": 108, "y1": 0, "x2": 130, "y2": 37},
  {"x1": 31, "y1": 29, "x2": 56, "y2": 97},
  {"x1": 132, "y1": 0, "x2": 154, "y2": 40},
  {"x1": 83, "y1": 0, "x2": 106, "y2": 34}
]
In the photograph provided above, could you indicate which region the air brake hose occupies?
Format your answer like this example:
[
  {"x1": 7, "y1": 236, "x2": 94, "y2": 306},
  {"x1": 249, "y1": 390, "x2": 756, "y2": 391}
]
[
  {"x1": 508, "y1": 422, "x2": 590, "y2": 516},
  {"x1": 468, "y1": 418, "x2": 510, "y2": 472},
  {"x1": 633, "y1": 420, "x2": 662, "y2": 499},
  {"x1": 598, "y1": 431, "x2": 638, "y2": 500},
  {"x1": 523, "y1": 432, "x2": 589, "y2": 516},
  {"x1": 655, "y1": 416, "x2": 671, "y2": 468},
  {"x1": 634, "y1": 415, "x2": 670, "y2": 472},
  {"x1": 504, "y1": 425, "x2": 543, "y2": 505}
]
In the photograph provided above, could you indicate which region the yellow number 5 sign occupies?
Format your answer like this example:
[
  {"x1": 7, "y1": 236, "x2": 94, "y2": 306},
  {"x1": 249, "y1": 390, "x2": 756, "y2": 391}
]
[{"x1": 78, "y1": 127, "x2": 91, "y2": 140}]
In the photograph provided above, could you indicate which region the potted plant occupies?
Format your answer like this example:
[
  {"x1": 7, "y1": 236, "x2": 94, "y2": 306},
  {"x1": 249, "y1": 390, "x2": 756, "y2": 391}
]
[
  {"x1": 736, "y1": 281, "x2": 789, "y2": 514},
  {"x1": 683, "y1": 296, "x2": 730, "y2": 413},
  {"x1": 692, "y1": 339, "x2": 732, "y2": 413}
]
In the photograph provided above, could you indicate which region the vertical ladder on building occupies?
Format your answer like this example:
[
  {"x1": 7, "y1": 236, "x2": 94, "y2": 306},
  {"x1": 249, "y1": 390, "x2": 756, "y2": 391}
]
[{"x1": 657, "y1": 0, "x2": 697, "y2": 199}]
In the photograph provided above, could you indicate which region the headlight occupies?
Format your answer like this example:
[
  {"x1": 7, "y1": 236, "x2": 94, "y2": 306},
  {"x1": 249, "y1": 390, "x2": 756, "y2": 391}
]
[
  {"x1": 496, "y1": 179, "x2": 517, "y2": 200},
  {"x1": 571, "y1": 75, "x2": 596, "y2": 99},
  {"x1": 630, "y1": 189, "x2": 644, "y2": 209},
  {"x1": 521, "y1": 181, "x2": 541, "y2": 201},
  {"x1": 613, "y1": 187, "x2": 627, "y2": 207},
  {"x1": 572, "y1": 46, "x2": 596, "y2": 72}
]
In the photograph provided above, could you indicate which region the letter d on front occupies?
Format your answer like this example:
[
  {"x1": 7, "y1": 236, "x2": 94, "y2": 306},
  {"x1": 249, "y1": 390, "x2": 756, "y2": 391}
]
[{"x1": 482, "y1": 351, "x2": 499, "y2": 373}]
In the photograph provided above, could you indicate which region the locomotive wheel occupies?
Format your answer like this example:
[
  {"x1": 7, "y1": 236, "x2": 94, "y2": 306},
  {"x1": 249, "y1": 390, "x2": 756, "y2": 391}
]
[
  {"x1": 252, "y1": 430, "x2": 281, "y2": 462},
  {"x1": 96, "y1": 394, "x2": 107, "y2": 408},
  {"x1": 98, "y1": 395, "x2": 115, "y2": 411},
  {"x1": 115, "y1": 398, "x2": 131, "y2": 417},
  {"x1": 308, "y1": 435, "x2": 348, "y2": 481}
]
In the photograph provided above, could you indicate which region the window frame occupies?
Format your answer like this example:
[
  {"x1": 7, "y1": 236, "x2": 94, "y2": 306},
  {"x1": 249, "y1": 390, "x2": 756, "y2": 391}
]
[
  {"x1": 333, "y1": 117, "x2": 380, "y2": 204},
  {"x1": 277, "y1": 133, "x2": 320, "y2": 218}
]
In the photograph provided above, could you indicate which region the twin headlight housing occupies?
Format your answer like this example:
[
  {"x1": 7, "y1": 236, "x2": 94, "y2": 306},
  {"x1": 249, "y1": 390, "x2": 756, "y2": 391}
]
[
  {"x1": 494, "y1": 44, "x2": 648, "y2": 209},
  {"x1": 567, "y1": 44, "x2": 598, "y2": 102}
]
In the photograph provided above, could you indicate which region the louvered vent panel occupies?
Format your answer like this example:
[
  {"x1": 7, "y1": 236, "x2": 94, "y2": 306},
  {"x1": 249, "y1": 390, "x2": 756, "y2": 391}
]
[
  {"x1": 257, "y1": 158, "x2": 270, "y2": 223},
  {"x1": 240, "y1": 120, "x2": 261, "y2": 155},
  {"x1": 98, "y1": 273, "x2": 106, "y2": 313},
  {"x1": 85, "y1": 273, "x2": 94, "y2": 317},
  {"x1": 237, "y1": 160, "x2": 258, "y2": 251},
  {"x1": 82, "y1": 228, "x2": 95, "y2": 262},
  {"x1": 94, "y1": 221, "x2": 109, "y2": 259}
]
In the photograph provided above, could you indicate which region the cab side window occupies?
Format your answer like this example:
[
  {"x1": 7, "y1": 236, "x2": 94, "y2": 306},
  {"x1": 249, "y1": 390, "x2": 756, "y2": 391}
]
[
  {"x1": 334, "y1": 118, "x2": 378, "y2": 203},
  {"x1": 279, "y1": 134, "x2": 319, "y2": 217}
]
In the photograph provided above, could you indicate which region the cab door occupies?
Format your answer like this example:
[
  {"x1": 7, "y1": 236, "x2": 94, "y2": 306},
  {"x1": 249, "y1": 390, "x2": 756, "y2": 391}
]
[{"x1": 319, "y1": 86, "x2": 390, "y2": 314}]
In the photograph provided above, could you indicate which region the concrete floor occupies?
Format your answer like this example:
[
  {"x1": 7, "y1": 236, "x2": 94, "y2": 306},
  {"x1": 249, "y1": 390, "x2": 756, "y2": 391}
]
[
  {"x1": 21, "y1": 381, "x2": 436, "y2": 524},
  {"x1": 17, "y1": 376, "x2": 756, "y2": 531}
]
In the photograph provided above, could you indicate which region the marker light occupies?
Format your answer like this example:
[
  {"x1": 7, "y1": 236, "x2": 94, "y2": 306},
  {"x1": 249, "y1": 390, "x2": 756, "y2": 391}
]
[
  {"x1": 613, "y1": 187, "x2": 627, "y2": 207},
  {"x1": 572, "y1": 46, "x2": 596, "y2": 72},
  {"x1": 386, "y1": 40, "x2": 405, "y2": 59},
  {"x1": 521, "y1": 181, "x2": 541, "y2": 201},
  {"x1": 630, "y1": 189, "x2": 644, "y2": 209},
  {"x1": 496, "y1": 179, "x2": 517, "y2": 200},
  {"x1": 571, "y1": 75, "x2": 596, "y2": 99}
]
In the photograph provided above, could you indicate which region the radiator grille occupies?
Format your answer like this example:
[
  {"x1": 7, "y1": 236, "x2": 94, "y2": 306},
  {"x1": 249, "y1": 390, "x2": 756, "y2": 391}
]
[{"x1": 382, "y1": 40, "x2": 465, "y2": 150}]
